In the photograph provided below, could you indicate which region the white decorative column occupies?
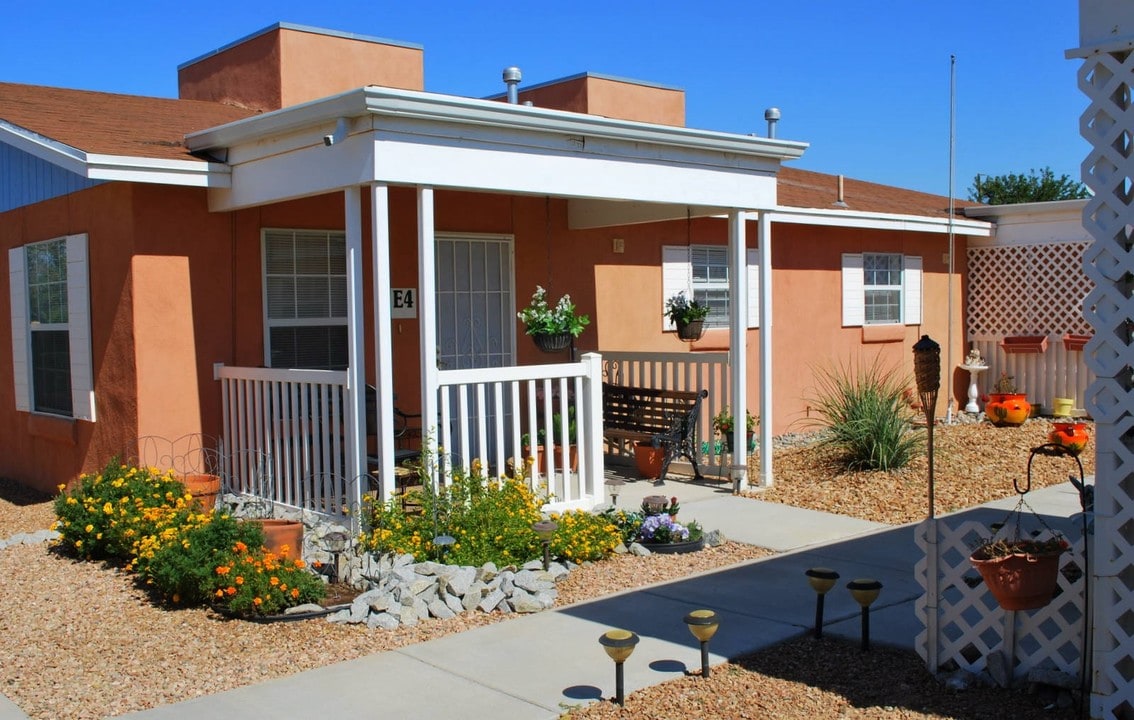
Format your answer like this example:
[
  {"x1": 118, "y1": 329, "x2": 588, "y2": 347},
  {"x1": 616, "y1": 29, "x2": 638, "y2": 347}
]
[{"x1": 1069, "y1": 4, "x2": 1134, "y2": 716}]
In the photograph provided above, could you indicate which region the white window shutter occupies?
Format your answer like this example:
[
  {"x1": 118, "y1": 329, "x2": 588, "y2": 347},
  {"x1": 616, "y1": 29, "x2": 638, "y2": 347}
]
[
  {"x1": 661, "y1": 245, "x2": 692, "y2": 332},
  {"x1": 9, "y1": 247, "x2": 29, "y2": 412},
  {"x1": 842, "y1": 253, "x2": 864, "y2": 327},
  {"x1": 903, "y1": 255, "x2": 922, "y2": 325},
  {"x1": 66, "y1": 234, "x2": 96, "y2": 421},
  {"x1": 746, "y1": 248, "x2": 760, "y2": 329}
]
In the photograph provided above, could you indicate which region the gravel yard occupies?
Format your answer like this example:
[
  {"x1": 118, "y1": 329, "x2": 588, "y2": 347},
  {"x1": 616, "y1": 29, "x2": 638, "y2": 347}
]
[{"x1": 0, "y1": 418, "x2": 1093, "y2": 719}]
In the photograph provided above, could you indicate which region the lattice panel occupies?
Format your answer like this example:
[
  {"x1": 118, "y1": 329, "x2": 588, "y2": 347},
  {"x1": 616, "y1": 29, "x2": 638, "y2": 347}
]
[
  {"x1": 967, "y1": 242, "x2": 1094, "y2": 338},
  {"x1": 916, "y1": 518, "x2": 1087, "y2": 683},
  {"x1": 1078, "y1": 44, "x2": 1134, "y2": 720}
]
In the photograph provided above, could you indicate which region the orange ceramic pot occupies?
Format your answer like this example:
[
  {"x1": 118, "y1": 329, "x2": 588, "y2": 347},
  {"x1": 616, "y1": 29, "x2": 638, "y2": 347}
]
[
  {"x1": 985, "y1": 393, "x2": 1031, "y2": 427},
  {"x1": 182, "y1": 473, "x2": 221, "y2": 512},
  {"x1": 252, "y1": 519, "x2": 304, "y2": 558},
  {"x1": 1049, "y1": 422, "x2": 1089, "y2": 456},
  {"x1": 634, "y1": 442, "x2": 666, "y2": 479}
]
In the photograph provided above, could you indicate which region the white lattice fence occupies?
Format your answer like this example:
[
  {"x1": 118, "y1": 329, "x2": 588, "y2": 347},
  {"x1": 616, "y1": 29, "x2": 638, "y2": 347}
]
[
  {"x1": 1074, "y1": 32, "x2": 1134, "y2": 718},
  {"x1": 916, "y1": 516, "x2": 1088, "y2": 682}
]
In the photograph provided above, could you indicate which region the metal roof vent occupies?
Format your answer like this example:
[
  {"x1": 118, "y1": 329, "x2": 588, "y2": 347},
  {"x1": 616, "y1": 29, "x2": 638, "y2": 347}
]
[
  {"x1": 503, "y1": 66, "x2": 522, "y2": 104},
  {"x1": 834, "y1": 175, "x2": 849, "y2": 208},
  {"x1": 764, "y1": 107, "x2": 781, "y2": 138}
]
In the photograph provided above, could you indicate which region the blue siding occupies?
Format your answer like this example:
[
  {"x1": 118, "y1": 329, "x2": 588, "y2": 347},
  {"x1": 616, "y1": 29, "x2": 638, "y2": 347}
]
[{"x1": 0, "y1": 143, "x2": 101, "y2": 213}]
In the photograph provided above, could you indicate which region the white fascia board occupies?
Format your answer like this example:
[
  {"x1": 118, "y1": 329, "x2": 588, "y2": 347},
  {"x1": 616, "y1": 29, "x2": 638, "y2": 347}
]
[
  {"x1": 765, "y1": 206, "x2": 993, "y2": 236},
  {"x1": 0, "y1": 121, "x2": 228, "y2": 187},
  {"x1": 568, "y1": 201, "x2": 726, "y2": 229},
  {"x1": 187, "y1": 86, "x2": 808, "y2": 163},
  {"x1": 963, "y1": 198, "x2": 1088, "y2": 222}
]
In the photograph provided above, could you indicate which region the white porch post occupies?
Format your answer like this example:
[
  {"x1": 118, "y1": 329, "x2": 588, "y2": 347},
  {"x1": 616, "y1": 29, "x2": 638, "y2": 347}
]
[
  {"x1": 344, "y1": 187, "x2": 366, "y2": 490},
  {"x1": 1070, "y1": 5, "x2": 1134, "y2": 715},
  {"x1": 370, "y1": 184, "x2": 396, "y2": 501},
  {"x1": 728, "y1": 209, "x2": 748, "y2": 493},
  {"x1": 757, "y1": 210, "x2": 773, "y2": 488},
  {"x1": 417, "y1": 187, "x2": 440, "y2": 485}
]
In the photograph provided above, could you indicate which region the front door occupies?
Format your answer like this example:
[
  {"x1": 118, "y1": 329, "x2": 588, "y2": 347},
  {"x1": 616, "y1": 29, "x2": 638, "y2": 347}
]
[{"x1": 435, "y1": 235, "x2": 515, "y2": 465}]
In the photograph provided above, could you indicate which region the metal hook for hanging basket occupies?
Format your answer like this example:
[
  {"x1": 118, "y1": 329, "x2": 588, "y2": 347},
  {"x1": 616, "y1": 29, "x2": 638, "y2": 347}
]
[{"x1": 1018, "y1": 443, "x2": 1085, "y2": 496}]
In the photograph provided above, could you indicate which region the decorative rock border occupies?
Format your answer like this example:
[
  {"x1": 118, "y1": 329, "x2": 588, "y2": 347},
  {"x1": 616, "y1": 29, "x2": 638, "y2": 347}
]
[{"x1": 0, "y1": 529, "x2": 59, "y2": 550}]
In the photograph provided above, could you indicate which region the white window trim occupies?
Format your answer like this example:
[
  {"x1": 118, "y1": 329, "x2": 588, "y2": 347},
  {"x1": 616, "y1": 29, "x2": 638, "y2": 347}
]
[
  {"x1": 261, "y1": 228, "x2": 348, "y2": 369},
  {"x1": 841, "y1": 252, "x2": 922, "y2": 327},
  {"x1": 662, "y1": 244, "x2": 759, "y2": 331},
  {"x1": 9, "y1": 233, "x2": 96, "y2": 420}
]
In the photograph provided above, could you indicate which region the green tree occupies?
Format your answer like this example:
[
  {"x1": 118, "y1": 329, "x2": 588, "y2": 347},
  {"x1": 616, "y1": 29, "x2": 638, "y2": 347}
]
[{"x1": 969, "y1": 167, "x2": 1090, "y2": 205}]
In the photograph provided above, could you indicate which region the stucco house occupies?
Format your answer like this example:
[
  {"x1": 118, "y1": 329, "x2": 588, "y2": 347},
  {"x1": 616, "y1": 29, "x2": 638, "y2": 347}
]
[{"x1": 1, "y1": 22, "x2": 993, "y2": 512}]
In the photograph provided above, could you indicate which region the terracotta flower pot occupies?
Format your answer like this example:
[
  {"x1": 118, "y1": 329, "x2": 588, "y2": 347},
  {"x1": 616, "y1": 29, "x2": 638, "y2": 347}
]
[
  {"x1": 182, "y1": 473, "x2": 221, "y2": 512},
  {"x1": 634, "y1": 443, "x2": 666, "y2": 480},
  {"x1": 985, "y1": 393, "x2": 1031, "y2": 427},
  {"x1": 1049, "y1": 422, "x2": 1089, "y2": 456},
  {"x1": 251, "y1": 519, "x2": 304, "y2": 559},
  {"x1": 970, "y1": 546, "x2": 1064, "y2": 611}
]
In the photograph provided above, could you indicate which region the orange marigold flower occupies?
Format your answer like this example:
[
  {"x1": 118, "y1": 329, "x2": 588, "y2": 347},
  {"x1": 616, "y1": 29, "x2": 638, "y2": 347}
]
[
  {"x1": 215, "y1": 589, "x2": 224, "y2": 598},
  {"x1": 290, "y1": 588, "x2": 300, "y2": 598},
  {"x1": 235, "y1": 576, "x2": 244, "y2": 585},
  {"x1": 253, "y1": 597, "x2": 262, "y2": 606},
  {"x1": 215, "y1": 566, "x2": 230, "y2": 575},
  {"x1": 234, "y1": 541, "x2": 247, "y2": 553},
  {"x1": 293, "y1": 559, "x2": 305, "y2": 569},
  {"x1": 225, "y1": 586, "x2": 236, "y2": 596},
  {"x1": 270, "y1": 576, "x2": 280, "y2": 586}
]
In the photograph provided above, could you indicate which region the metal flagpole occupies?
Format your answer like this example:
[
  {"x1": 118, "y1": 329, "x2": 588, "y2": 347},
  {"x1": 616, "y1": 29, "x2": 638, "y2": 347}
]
[{"x1": 946, "y1": 55, "x2": 956, "y2": 424}]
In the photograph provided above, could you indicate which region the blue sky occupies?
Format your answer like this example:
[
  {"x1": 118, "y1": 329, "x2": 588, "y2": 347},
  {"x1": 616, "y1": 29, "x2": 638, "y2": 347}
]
[{"x1": 3, "y1": 1, "x2": 1086, "y2": 198}]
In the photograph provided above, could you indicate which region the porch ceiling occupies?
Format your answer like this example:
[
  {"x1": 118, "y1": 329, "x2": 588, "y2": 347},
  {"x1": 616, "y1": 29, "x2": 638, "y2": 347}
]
[{"x1": 186, "y1": 86, "x2": 807, "y2": 212}]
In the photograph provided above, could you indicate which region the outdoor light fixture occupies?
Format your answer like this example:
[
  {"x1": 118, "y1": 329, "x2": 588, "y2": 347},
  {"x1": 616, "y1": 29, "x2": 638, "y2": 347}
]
[
  {"x1": 643, "y1": 495, "x2": 668, "y2": 514},
  {"x1": 532, "y1": 520, "x2": 558, "y2": 571},
  {"x1": 432, "y1": 534, "x2": 455, "y2": 563},
  {"x1": 324, "y1": 531, "x2": 349, "y2": 583},
  {"x1": 605, "y1": 478, "x2": 626, "y2": 507},
  {"x1": 683, "y1": 609, "x2": 721, "y2": 678},
  {"x1": 598, "y1": 629, "x2": 640, "y2": 706},
  {"x1": 805, "y1": 567, "x2": 840, "y2": 639},
  {"x1": 847, "y1": 578, "x2": 883, "y2": 651}
]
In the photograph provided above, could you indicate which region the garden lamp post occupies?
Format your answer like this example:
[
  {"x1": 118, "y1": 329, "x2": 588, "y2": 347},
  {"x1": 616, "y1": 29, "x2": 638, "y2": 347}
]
[
  {"x1": 605, "y1": 478, "x2": 625, "y2": 507},
  {"x1": 599, "y1": 629, "x2": 640, "y2": 706},
  {"x1": 432, "y1": 534, "x2": 455, "y2": 563},
  {"x1": 847, "y1": 578, "x2": 883, "y2": 651},
  {"x1": 683, "y1": 609, "x2": 721, "y2": 678},
  {"x1": 323, "y1": 531, "x2": 349, "y2": 583},
  {"x1": 805, "y1": 567, "x2": 840, "y2": 639},
  {"x1": 532, "y1": 520, "x2": 558, "y2": 571}
]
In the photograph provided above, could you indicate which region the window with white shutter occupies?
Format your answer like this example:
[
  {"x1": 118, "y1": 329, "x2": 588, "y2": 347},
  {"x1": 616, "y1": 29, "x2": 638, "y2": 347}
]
[
  {"x1": 262, "y1": 229, "x2": 348, "y2": 369},
  {"x1": 841, "y1": 252, "x2": 922, "y2": 327},
  {"x1": 661, "y1": 244, "x2": 759, "y2": 331},
  {"x1": 9, "y1": 234, "x2": 95, "y2": 420}
]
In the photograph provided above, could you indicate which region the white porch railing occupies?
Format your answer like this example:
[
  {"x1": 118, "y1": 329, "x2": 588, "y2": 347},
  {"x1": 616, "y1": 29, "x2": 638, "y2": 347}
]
[
  {"x1": 214, "y1": 364, "x2": 358, "y2": 524},
  {"x1": 435, "y1": 352, "x2": 604, "y2": 511},
  {"x1": 601, "y1": 350, "x2": 731, "y2": 467}
]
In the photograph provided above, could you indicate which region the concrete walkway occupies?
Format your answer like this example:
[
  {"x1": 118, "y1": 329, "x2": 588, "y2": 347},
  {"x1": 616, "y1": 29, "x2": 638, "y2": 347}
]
[{"x1": 2, "y1": 477, "x2": 1085, "y2": 720}]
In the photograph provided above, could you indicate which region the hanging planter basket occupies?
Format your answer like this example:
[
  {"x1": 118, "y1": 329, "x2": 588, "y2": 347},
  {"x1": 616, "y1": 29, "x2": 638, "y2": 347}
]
[
  {"x1": 969, "y1": 546, "x2": 1065, "y2": 611},
  {"x1": 675, "y1": 319, "x2": 705, "y2": 342},
  {"x1": 531, "y1": 332, "x2": 573, "y2": 353}
]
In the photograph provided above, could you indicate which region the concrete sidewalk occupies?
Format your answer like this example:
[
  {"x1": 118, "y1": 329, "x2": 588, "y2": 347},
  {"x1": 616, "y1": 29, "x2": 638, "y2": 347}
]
[{"x1": 4, "y1": 480, "x2": 1084, "y2": 720}]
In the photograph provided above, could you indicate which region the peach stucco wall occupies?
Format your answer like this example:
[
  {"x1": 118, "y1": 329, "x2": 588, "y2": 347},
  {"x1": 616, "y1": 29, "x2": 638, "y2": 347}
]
[
  {"x1": 0, "y1": 179, "x2": 970, "y2": 493},
  {"x1": 517, "y1": 76, "x2": 685, "y2": 126},
  {"x1": 178, "y1": 26, "x2": 424, "y2": 112}
]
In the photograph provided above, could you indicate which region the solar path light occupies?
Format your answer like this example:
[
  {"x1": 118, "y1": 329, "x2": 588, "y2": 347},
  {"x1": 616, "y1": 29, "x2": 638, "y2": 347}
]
[
  {"x1": 805, "y1": 567, "x2": 840, "y2": 639},
  {"x1": 598, "y1": 629, "x2": 640, "y2": 706},
  {"x1": 847, "y1": 578, "x2": 883, "y2": 650},
  {"x1": 683, "y1": 609, "x2": 721, "y2": 678},
  {"x1": 531, "y1": 520, "x2": 558, "y2": 571}
]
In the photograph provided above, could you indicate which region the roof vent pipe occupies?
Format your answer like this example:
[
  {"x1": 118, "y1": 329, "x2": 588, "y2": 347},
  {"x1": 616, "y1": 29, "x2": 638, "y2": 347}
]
[
  {"x1": 503, "y1": 66, "x2": 522, "y2": 104},
  {"x1": 834, "y1": 175, "x2": 849, "y2": 208},
  {"x1": 764, "y1": 107, "x2": 781, "y2": 138}
]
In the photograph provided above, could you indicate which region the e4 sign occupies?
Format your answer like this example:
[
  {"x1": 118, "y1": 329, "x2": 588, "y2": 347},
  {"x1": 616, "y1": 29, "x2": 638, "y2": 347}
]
[{"x1": 392, "y1": 288, "x2": 417, "y2": 319}]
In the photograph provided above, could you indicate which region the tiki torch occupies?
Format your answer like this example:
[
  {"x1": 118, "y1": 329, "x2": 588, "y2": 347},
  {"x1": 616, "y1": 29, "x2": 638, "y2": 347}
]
[{"x1": 913, "y1": 335, "x2": 940, "y2": 519}]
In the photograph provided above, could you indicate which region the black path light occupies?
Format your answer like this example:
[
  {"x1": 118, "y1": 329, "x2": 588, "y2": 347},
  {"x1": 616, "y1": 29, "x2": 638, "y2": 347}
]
[
  {"x1": 913, "y1": 334, "x2": 940, "y2": 519},
  {"x1": 683, "y1": 609, "x2": 721, "y2": 678},
  {"x1": 805, "y1": 567, "x2": 840, "y2": 639},
  {"x1": 532, "y1": 520, "x2": 558, "y2": 571},
  {"x1": 847, "y1": 578, "x2": 883, "y2": 651},
  {"x1": 598, "y1": 629, "x2": 640, "y2": 706}
]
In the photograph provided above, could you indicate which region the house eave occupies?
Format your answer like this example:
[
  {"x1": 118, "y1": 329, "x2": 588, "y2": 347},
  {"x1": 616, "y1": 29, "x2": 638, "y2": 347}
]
[
  {"x1": 0, "y1": 120, "x2": 230, "y2": 188},
  {"x1": 766, "y1": 206, "x2": 993, "y2": 236}
]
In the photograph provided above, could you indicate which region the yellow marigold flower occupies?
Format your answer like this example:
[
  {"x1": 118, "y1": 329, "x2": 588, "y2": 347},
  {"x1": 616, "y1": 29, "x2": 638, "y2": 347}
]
[
  {"x1": 66, "y1": 497, "x2": 77, "y2": 505},
  {"x1": 96, "y1": 533, "x2": 103, "y2": 540},
  {"x1": 75, "y1": 540, "x2": 83, "y2": 548},
  {"x1": 171, "y1": 594, "x2": 180, "y2": 604},
  {"x1": 102, "y1": 502, "x2": 113, "y2": 515},
  {"x1": 84, "y1": 524, "x2": 93, "y2": 533}
]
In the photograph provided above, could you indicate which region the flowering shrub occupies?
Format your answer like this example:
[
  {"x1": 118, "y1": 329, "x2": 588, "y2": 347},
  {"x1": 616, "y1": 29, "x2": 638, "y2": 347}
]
[
  {"x1": 639, "y1": 514, "x2": 690, "y2": 543},
  {"x1": 53, "y1": 459, "x2": 198, "y2": 561},
  {"x1": 210, "y1": 541, "x2": 325, "y2": 616},
  {"x1": 517, "y1": 285, "x2": 589, "y2": 337},
  {"x1": 601, "y1": 508, "x2": 643, "y2": 547},
  {"x1": 546, "y1": 509, "x2": 621, "y2": 563},
  {"x1": 139, "y1": 514, "x2": 265, "y2": 605},
  {"x1": 711, "y1": 406, "x2": 758, "y2": 436}
]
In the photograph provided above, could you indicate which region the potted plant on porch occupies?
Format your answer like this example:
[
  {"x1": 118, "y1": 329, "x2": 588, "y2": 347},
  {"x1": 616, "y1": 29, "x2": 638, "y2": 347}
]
[
  {"x1": 664, "y1": 291, "x2": 711, "y2": 341},
  {"x1": 712, "y1": 406, "x2": 758, "y2": 453},
  {"x1": 517, "y1": 285, "x2": 589, "y2": 353},
  {"x1": 985, "y1": 373, "x2": 1031, "y2": 427}
]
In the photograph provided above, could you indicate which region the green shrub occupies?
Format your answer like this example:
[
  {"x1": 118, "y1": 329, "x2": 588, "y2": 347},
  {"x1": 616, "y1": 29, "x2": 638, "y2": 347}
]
[
  {"x1": 546, "y1": 509, "x2": 621, "y2": 563},
  {"x1": 138, "y1": 514, "x2": 264, "y2": 605},
  {"x1": 53, "y1": 459, "x2": 200, "y2": 561},
  {"x1": 600, "y1": 507, "x2": 644, "y2": 547},
  {"x1": 808, "y1": 357, "x2": 923, "y2": 471},
  {"x1": 209, "y1": 540, "x2": 326, "y2": 616}
]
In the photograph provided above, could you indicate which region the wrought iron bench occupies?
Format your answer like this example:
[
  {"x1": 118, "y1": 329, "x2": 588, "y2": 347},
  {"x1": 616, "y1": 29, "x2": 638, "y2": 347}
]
[{"x1": 601, "y1": 382, "x2": 707, "y2": 482}]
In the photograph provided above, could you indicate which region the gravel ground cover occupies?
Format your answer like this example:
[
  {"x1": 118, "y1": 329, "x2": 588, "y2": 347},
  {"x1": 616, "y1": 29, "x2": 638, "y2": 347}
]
[{"x1": 0, "y1": 418, "x2": 1093, "y2": 719}]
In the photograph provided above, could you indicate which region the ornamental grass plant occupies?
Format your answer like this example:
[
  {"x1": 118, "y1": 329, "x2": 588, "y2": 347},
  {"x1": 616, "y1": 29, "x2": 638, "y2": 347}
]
[{"x1": 807, "y1": 357, "x2": 923, "y2": 471}]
